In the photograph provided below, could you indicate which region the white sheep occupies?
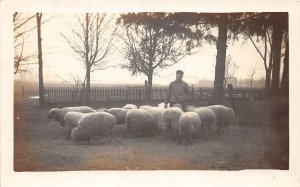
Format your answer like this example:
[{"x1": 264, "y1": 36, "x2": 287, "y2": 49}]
[
  {"x1": 125, "y1": 109, "x2": 158, "y2": 137},
  {"x1": 161, "y1": 107, "x2": 183, "y2": 141},
  {"x1": 122, "y1": 104, "x2": 138, "y2": 109},
  {"x1": 63, "y1": 111, "x2": 85, "y2": 139},
  {"x1": 173, "y1": 103, "x2": 183, "y2": 110},
  {"x1": 186, "y1": 105, "x2": 196, "y2": 112},
  {"x1": 71, "y1": 111, "x2": 116, "y2": 144},
  {"x1": 139, "y1": 105, "x2": 166, "y2": 132},
  {"x1": 139, "y1": 105, "x2": 154, "y2": 110},
  {"x1": 178, "y1": 112, "x2": 201, "y2": 145},
  {"x1": 107, "y1": 108, "x2": 129, "y2": 125},
  {"x1": 193, "y1": 107, "x2": 218, "y2": 137},
  {"x1": 207, "y1": 105, "x2": 236, "y2": 131},
  {"x1": 158, "y1": 102, "x2": 169, "y2": 108},
  {"x1": 48, "y1": 106, "x2": 95, "y2": 127}
]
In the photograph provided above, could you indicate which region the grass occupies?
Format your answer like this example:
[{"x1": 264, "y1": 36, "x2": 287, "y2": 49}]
[{"x1": 13, "y1": 91, "x2": 289, "y2": 171}]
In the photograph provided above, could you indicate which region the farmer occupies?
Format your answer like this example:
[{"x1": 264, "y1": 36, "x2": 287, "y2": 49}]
[{"x1": 165, "y1": 70, "x2": 190, "y2": 111}]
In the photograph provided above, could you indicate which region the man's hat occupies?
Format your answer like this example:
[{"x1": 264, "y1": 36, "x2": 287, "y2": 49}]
[{"x1": 176, "y1": 70, "x2": 184, "y2": 75}]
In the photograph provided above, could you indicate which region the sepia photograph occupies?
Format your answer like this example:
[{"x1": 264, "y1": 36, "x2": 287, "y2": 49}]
[{"x1": 1, "y1": 0, "x2": 300, "y2": 187}]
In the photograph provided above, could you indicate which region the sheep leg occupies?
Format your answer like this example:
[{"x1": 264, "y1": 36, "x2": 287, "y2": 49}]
[{"x1": 107, "y1": 130, "x2": 113, "y2": 143}]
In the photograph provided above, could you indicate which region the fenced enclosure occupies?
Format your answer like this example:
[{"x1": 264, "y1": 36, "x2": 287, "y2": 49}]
[{"x1": 43, "y1": 85, "x2": 265, "y2": 104}]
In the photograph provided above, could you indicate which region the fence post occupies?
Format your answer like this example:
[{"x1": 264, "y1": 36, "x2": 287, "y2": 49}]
[{"x1": 227, "y1": 84, "x2": 236, "y2": 112}]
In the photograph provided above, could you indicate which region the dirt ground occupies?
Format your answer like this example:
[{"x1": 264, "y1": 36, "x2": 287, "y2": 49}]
[{"x1": 13, "y1": 92, "x2": 289, "y2": 171}]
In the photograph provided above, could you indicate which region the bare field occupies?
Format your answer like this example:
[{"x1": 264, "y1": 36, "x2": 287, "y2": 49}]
[{"x1": 13, "y1": 93, "x2": 288, "y2": 171}]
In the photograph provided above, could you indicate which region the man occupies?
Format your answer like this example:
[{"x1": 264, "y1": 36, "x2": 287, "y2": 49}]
[{"x1": 165, "y1": 70, "x2": 190, "y2": 111}]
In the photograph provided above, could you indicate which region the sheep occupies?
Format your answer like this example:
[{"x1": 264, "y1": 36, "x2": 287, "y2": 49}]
[
  {"x1": 139, "y1": 105, "x2": 166, "y2": 132},
  {"x1": 161, "y1": 107, "x2": 183, "y2": 141},
  {"x1": 173, "y1": 103, "x2": 183, "y2": 110},
  {"x1": 96, "y1": 107, "x2": 108, "y2": 112},
  {"x1": 186, "y1": 105, "x2": 196, "y2": 112},
  {"x1": 63, "y1": 111, "x2": 85, "y2": 139},
  {"x1": 158, "y1": 102, "x2": 169, "y2": 108},
  {"x1": 107, "y1": 108, "x2": 129, "y2": 125},
  {"x1": 207, "y1": 105, "x2": 236, "y2": 131},
  {"x1": 71, "y1": 111, "x2": 116, "y2": 144},
  {"x1": 125, "y1": 109, "x2": 158, "y2": 137},
  {"x1": 122, "y1": 104, "x2": 137, "y2": 109},
  {"x1": 48, "y1": 106, "x2": 95, "y2": 127},
  {"x1": 193, "y1": 107, "x2": 218, "y2": 137},
  {"x1": 139, "y1": 105, "x2": 154, "y2": 110},
  {"x1": 178, "y1": 112, "x2": 201, "y2": 145}
]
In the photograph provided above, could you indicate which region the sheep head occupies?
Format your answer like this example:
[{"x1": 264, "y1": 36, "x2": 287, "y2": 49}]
[{"x1": 48, "y1": 108, "x2": 59, "y2": 121}]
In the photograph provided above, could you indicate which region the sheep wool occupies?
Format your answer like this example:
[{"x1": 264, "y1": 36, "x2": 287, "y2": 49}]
[
  {"x1": 207, "y1": 105, "x2": 236, "y2": 130},
  {"x1": 161, "y1": 107, "x2": 183, "y2": 141},
  {"x1": 193, "y1": 107, "x2": 218, "y2": 136},
  {"x1": 173, "y1": 103, "x2": 183, "y2": 110},
  {"x1": 122, "y1": 104, "x2": 138, "y2": 109},
  {"x1": 71, "y1": 111, "x2": 116, "y2": 144},
  {"x1": 179, "y1": 112, "x2": 201, "y2": 144},
  {"x1": 125, "y1": 109, "x2": 158, "y2": 137},
  {"x1": 64, "y1": 111, "x2": 85, "y2": 139},
  {"x1": 107, "y1": 108, "x2": 129, "y2": 125},
  {"x1": 139, "y1": 105, "x2": 166, "y2": 131},
  {"x1": 48, "y1": 106, "x2": 95, "y2": 127}
]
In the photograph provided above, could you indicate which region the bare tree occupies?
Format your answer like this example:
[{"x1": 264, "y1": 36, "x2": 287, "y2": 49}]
[
  {"x1": 244, "y1": 26, "x2": 273, "y2": 94},
  {"x1": 223, "y1": 55, "x2": 239, "y2": 88},
  {"x1": 57, "y1": 73, "x2": 84, "y2": 103},
  {"x1": 13, "y1": 13, "x2": 37, "y2": 74},
  {"x1": 61, "y1": 13, "x2": 118, "y2": 102},
  {"x1": 247, "y1": 63, "x2": 258, "y2": 88}
]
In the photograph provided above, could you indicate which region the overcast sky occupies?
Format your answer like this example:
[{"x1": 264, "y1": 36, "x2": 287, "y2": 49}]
[{"x1": 14, "y1": 13, "x2": 267, "y2": 86}]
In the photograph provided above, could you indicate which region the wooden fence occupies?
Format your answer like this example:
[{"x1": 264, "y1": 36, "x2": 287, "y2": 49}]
[{"x1": 44, "y1": 86, "x2": 265, "y2": 104}]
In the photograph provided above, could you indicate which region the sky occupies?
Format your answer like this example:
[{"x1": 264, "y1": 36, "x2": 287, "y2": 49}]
[{"x1": 14, "y1": 13, "x2": 267, "y2": 86}]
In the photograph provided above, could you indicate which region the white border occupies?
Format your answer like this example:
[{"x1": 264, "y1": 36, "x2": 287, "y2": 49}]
[{"x1": 1, "y1": 0, "x2": 300, "y2": 187}]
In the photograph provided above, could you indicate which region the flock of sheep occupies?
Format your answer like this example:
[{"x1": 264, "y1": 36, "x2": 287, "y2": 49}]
[{"x1": 48, "y1": 103, "x2": 237, "y2": 145}]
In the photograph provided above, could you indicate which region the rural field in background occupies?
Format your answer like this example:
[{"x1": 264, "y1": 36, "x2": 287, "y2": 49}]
[{"x1": 13, "y1": 81, "x2": 288, "y2": 171}]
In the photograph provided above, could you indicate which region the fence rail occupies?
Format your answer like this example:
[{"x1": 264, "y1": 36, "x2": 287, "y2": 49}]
[{"x1": 44, "y1": 86, "x2": 265, "y2": 104}]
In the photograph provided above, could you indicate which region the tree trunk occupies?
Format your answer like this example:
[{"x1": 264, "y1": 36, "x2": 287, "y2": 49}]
[
  {"x1": 265, "y1": 68, "x2": 271, "y2": 95},
  {"x1": 264, "y1": 29, "x2": 273, "y2": 96},
  {"x1": 85, "y1": 13, "x2": 91, "y2": 102},
  {"x1": 37, "y1": 13, "x2": 44, "y2": 106},
  {"x1": 147, "y1": 73, "x2": 153, "y2": 104},
  {"x1": 280, "y1": 40, "x2": 289, "y2": 97},
  {"x1": 86, "y1": 67, "x2": 91, "y2": 102},
  {"x1": 270, "y1": 19, "x2": 284, "y2": 97},
  {"x1": 213, "y1": 14, "x2": 228, "y2": 105}
]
